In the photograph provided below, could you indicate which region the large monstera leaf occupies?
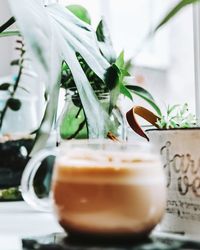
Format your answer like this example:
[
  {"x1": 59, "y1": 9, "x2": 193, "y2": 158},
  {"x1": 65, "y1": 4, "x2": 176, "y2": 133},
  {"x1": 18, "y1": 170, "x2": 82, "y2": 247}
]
[{"x1": 7, "y1": 0, "x2": 111, "y2": 154}]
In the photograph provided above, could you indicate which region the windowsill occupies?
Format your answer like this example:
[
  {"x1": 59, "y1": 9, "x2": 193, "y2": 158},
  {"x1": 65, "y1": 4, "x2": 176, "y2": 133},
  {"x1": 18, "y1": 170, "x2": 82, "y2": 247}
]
[{"x1": 0, "y1": 201, "x2": 63, "y2": 250}]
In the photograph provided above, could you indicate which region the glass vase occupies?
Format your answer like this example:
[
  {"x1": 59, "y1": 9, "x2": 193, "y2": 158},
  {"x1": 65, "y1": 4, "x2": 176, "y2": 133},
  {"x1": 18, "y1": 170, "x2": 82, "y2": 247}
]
[
  {"x1": 0, "y1": 92, "x2": 54, "y2": 201},
  {"x1": 58, "y1": 90, "x2": 126, "y2": 140},
  {"x1": 0, "y1": 92, "x2": 37, "y2": 200}
]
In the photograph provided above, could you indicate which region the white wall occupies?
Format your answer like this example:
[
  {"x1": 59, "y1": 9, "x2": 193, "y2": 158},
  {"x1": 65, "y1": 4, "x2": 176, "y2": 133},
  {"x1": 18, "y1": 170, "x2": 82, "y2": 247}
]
[
  {"x1": 132, "y1": 5, "x2": 195, "y2": 114},
  {"x1": 0, "y1": 0, "x2": 14, "y2": 77},
  {"x1": 0, "y1": 1, "x2": 45, "y2": 129}
]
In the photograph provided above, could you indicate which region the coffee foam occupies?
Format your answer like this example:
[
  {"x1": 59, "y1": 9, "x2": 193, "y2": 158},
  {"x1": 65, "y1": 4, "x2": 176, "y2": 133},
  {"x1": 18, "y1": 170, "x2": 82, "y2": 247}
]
[
  {"x1": 57, "y1": 148, "x2": 160, "y2": 168},
  {"x1": 54, "y1": 148, "x2": 164, "y2": 185}
]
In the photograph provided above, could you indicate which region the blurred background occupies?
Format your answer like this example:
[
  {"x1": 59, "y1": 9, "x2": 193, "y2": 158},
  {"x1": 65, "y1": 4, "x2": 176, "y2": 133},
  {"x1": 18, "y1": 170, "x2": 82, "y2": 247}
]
[{"x1": 0, "y1": 0, "x2": 195, "y2": 116}]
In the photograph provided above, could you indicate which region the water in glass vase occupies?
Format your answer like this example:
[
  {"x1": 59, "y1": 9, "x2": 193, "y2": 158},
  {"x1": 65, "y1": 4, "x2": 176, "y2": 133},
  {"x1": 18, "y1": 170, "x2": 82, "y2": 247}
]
[{"x1": 59, "y1": 90, "x2": 126, "y2": 140}]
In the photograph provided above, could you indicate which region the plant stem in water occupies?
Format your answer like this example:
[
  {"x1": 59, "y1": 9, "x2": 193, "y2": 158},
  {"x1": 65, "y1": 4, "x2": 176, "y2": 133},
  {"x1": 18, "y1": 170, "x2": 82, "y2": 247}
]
[{"x1": 67, "y1": 119, "x2": 86, "y2": 139}]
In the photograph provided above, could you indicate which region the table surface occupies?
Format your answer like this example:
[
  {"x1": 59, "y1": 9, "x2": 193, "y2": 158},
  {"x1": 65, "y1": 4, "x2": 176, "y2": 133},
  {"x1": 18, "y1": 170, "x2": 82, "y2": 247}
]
[
  {"x1": 1, "y1": 201, "x2": 200, "y2": 250},
  {"x1": 0, "y1": 201, "x2": 63, "y2": 250}
]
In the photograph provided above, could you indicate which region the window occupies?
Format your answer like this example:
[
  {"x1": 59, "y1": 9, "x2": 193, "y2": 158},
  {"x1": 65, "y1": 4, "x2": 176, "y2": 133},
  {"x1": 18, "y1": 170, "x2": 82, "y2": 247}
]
[{"x1": 0, "y1": 1, "x2": 196, "y2": 119}]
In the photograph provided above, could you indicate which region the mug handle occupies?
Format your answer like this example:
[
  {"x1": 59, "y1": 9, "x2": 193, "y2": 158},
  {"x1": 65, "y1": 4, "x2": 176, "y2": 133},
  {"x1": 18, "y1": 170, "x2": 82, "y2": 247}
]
[{"x1": 20, "y1": 148, "x2": 57, "y2": 212}]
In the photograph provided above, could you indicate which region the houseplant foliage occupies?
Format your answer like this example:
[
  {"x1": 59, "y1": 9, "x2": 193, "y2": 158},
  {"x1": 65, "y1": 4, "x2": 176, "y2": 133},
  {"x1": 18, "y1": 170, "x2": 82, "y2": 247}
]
[
  {"x1": 0, "y1": 0, "x2": 196, "y2": 150},
  {"x1": 0, "y1": 0, "x2": 197, "y2": 148},
  {"x1": 0, "y1": 1, "x2": 163, "y2": 200},
  {"x1": 58, "y1": 5, "x2": 162, "y2": 140},
  {"x1": 0, "y1": 1, "x2": 161, "y2": 152},
  {"x1": 126, "y1": 104, "x2": 197, "y2": 140},
  {"x1": 1, "y1": 0, "x2": 112, "y2": 155}
]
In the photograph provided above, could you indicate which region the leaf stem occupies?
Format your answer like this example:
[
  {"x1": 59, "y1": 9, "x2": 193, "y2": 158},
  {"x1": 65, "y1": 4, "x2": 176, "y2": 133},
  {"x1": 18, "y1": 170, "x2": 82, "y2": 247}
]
[
  {"x1": 67, "y1": 119, "x2": 86, "y2": 139},
  {"x1": 0, "y1": 39, "x2": 25, "y2": 129},
  {"x1": 0, "y1": 17, "x2": 15, "y2": 33},
  {"x1": 75, "y1": 107, "x2": 82, "y2": 118}
]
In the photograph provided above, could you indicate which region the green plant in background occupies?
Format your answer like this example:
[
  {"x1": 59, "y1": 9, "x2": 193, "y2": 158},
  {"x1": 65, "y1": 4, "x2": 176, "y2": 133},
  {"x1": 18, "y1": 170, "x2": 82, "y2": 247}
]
[
  {"x1": 156, "y1": 103, "x2": 197, "y2": 129},
  {"x1": 0, "y1": 0, "x2": 198, "y2": 153},
  {"x1": 0, "y1": 2, "x2": 161, "y2": 148}
]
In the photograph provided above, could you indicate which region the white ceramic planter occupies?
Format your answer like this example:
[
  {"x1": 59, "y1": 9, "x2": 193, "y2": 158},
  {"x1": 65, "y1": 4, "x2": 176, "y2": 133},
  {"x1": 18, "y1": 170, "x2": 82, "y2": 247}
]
[{"x1": 147, "y1": 128, "x2": 200, "y2": 236}]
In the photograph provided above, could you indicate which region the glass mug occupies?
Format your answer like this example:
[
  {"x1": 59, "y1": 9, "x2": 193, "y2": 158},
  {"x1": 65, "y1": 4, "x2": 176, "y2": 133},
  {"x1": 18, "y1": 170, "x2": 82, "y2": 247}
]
[{"x1": 21, "y1": 140, "x2": 166, "y2": 239}]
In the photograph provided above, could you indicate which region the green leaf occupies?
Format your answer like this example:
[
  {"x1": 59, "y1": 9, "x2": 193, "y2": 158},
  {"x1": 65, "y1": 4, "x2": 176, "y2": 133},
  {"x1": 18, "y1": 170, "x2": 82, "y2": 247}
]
[
  {"x1": 49, "y1": 4, "x2": 112, "y2": 136},
  {"x1": 167, "y1": 104, "x2": 180, "y2": 115},
  {"x1": 0, "y1": 30, "x2": 20, "y2": 37},
  {"x1": 124, "y1": 58, "x2": 133, "y2": 72},
  {"x1": 105, "y1": 64, "x2": 120, "y2": 90},
  {"x1": 0, "y1": 83, "x2": 11, "y2": 91},
  {"x1": 115, "y1": 51, "x2": 125, "y2": 69},
  {"x1": 59, "y1": 36, "x2": 112, "y2": 138},
  {"x1": 10, "y1": 59, "x2": 20, "y2": 66},
  {"x1": 120, "y1": 68, "x2": 130, "y2": 77},
  {"x1": 155, "y1": 0, "x2": 200, "y2": 31},
  {"x1": 96, "y1": 20, "x2": 116, "y2": 63},
  {"x1": 126, "y1": 85, "x2": 162, "y2": 116},
  {"x1": 115, "y1": 52, "x2": 131, "y2": 78},
  {"x1": 49, "y1": 4, "x2": 109, "y2": 80},
  {"x1": 120, "y1": 83, "x2": 133, "y2": 101},
  {"x1": 7, "y1": 98, "x2": 21, "y2": 111},
  {"x1": 96, "y1": 20, "x2": 105, "y2": 42},
  {"x1": 107, "y1": 66, "x2": 121, "y2": 113},
  {"x1": 126, "y1": 85, "x2": 155, "y2": 100},
  {"x1": 66, "y1": 4, "x2": 91, "y2": 24}
]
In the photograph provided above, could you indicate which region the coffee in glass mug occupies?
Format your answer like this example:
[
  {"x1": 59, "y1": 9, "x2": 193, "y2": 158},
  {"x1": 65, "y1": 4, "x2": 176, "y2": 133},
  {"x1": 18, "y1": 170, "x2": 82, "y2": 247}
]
[{"x1": 21, "y1": 140, "x2": 166, "y2": 239}]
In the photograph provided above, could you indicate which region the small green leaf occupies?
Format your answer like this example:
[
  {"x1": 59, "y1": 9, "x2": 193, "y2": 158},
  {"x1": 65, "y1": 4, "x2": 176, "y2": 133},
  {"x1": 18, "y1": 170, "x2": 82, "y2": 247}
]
[
  {"x1": 0, "y1": 83, "x2": 11, "y2": 90},
  {"x1": 105, "y1": 64, "x2": 120, "y2": 90},
  {"x1": 96, "y1": 20, "x2": 105, "y2": 42},
  {"x1": 124, "y1": 58, "x2": 133, "y2": 72},
  {"x1": 120, "y1": 84, "x2": 133, "y2": 101},
  {"x1": 66, "y1": 5, "x2": 91, "y2": 24},
  {"x1": 7, "y1": 98, "x2": 21, "y2": 111},
  {"x1": 126, "y1": 85, "x2": 162, "y2": 116},
  {"x1": 96, "y1": 20, "x2": 116, "y2": 63},
  {"x1": 115, "y1": 51, "x2": 125, "y2": 69},
  {"x1": 121, "y1": 69, "x2": 130, "y2": 77},
  {"x1": 167, "y1": 104, "x2": 180, "y2": 115},
  {"x1": 126, "y1": 85, "x2": 155, "y2": 100},
  {"x1": 0, "y1": 30, "x2": 20, "y2": 37},
  {"x1": 10, "y1": 59, "x2": 20, "y2": 66}
]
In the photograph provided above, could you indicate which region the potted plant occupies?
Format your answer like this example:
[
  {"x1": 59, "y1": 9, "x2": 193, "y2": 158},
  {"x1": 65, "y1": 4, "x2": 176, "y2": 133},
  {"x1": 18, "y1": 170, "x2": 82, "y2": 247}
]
[
  {"x1": 0, "y1": 1, "x2": 161, "y2": 200},
  {"x1": 126, "y1": 0, "x2": 200, "y2": 237},
  {"x1": 58, "y1": 5, "x2": 163, "y2": 141},
  {"x1": 127, "y1": 103, "x2": 200, "y2": 236},
  {"x1": 0, "y1": 36, "x2": 39, "y2": 200}
]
